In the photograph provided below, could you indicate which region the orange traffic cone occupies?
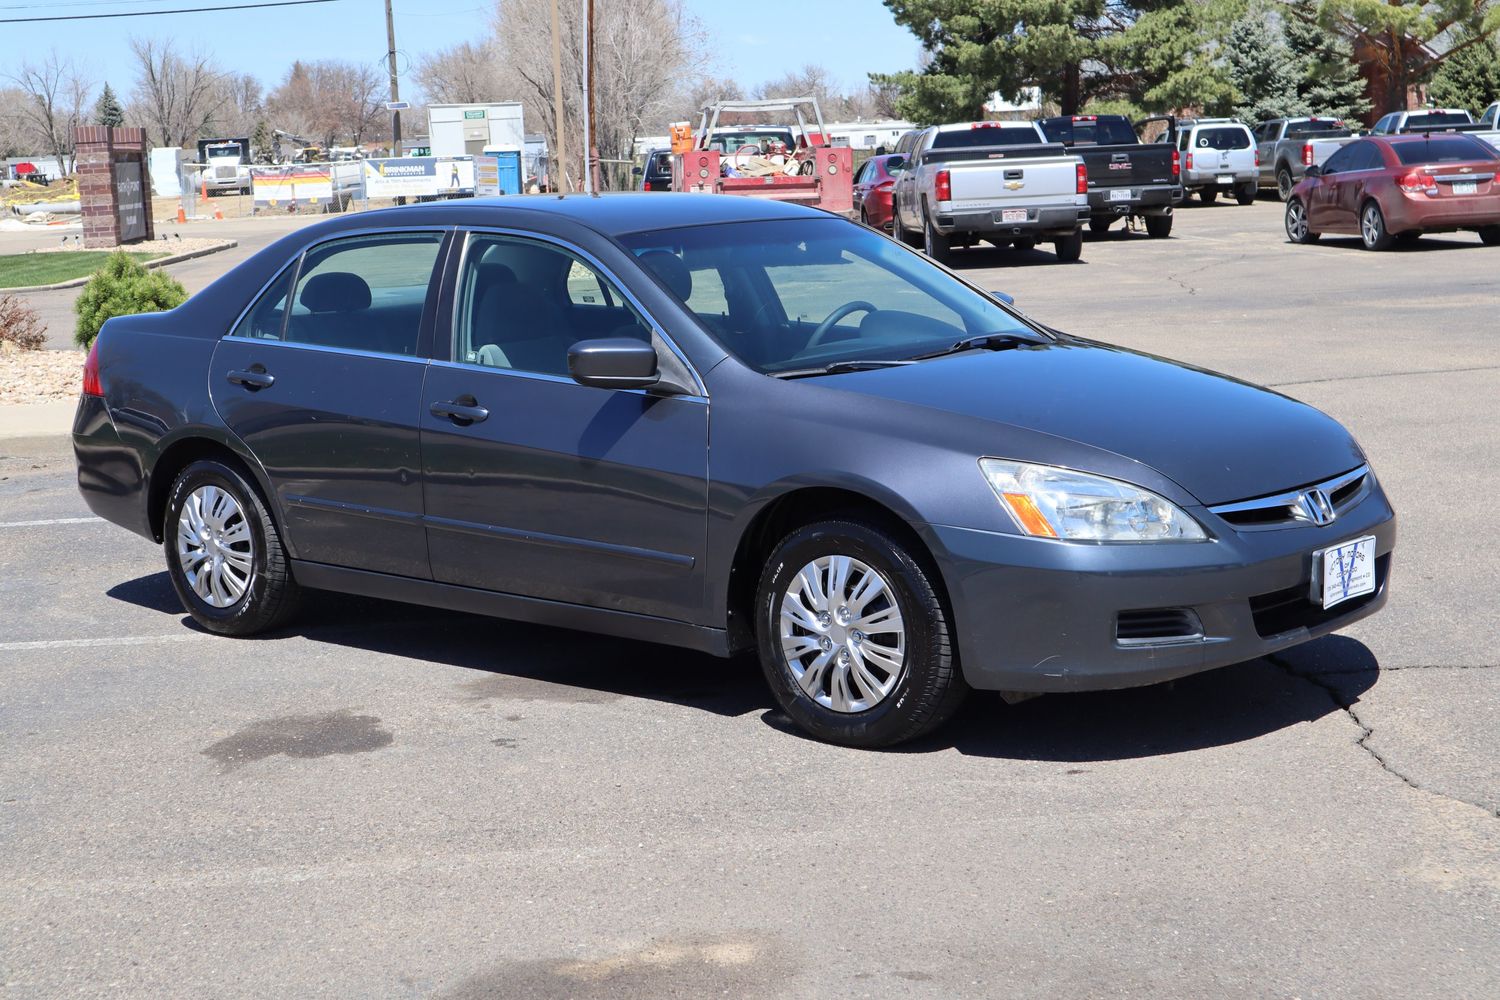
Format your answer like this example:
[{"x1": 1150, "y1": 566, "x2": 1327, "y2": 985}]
[
  {"x1": 213, "y1": 204, "x2": 224, "y2": 221},
  {"x1": 176, "y1": 201, "x2": 186, "y2": 224}
]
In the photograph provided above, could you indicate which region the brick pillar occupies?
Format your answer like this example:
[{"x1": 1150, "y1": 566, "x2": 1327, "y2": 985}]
[{"x1": 73, "y1": 126, "x2": 155, "y2": 249}]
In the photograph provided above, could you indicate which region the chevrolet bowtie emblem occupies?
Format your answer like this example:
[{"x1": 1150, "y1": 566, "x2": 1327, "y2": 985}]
[{"x1": 1005, "y1": 180, "x2": 1024, "y2": 190}]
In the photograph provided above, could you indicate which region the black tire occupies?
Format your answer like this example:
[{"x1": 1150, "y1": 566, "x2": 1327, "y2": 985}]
[
  {"x1": 1284, "y1": 197, "x2": 1319, "y2": 244},
  {"x1": 1359, "y1": 200, "x2": 1394, "y2": 251},
  {"x1": 895, "y1": 198, "x2": 922, "y2": 247},
  {"x1": 1144, "y1": 213, "x2": 1173, "y2": 239},
  {"x1": 922, "y1": 206, "x2": 953, "y2": 264},
  {"x1": 1276, "y1": 167, "x2": 1295, "y2": 202},
  {"x1": 1199, "y1": 186, "x2": 1217, "y2": 204},
  {"x1": 755, "y1": 519, "x2": 968, "y2": 748},
  {"x1": 1479, "y1": 226, "x2": 1500, "y2": 246},
  {"x1": 1235, "y1": 181, "x2": 1256, "y2": 205},
  {"x1": 1053, "y1": 230, "x2": 1083, "y2": 263},
  {"x1": 163, "y1": 459, "x2": 300, "y2": 636},
  {"x1": 1088, "y1": 216, "x2": 1112, "y2": 236},
  {"x1": 1012, "y1": 237, "x2": 1036, "y2": 252}
]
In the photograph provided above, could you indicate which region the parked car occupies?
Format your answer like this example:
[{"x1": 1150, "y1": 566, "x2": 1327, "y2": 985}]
[
  {"x1": 1037, "y1": 114, "x2": 1181, "y2": 237},
  {"x1": 74, "y1": 194, "x2": 1395, "y2": 748},
  {"x1": 1252, "y1": 117, "x2": 1360, "y2": 200},
  {"x1": 852, "y1": 153, "x2": 906, "y2": 231},
  {"x1": 1370, "y1": 109, "x2": 1473, "y2": 134},
  {"x1": 1284, "y1": 133, "x2": 1500, "y2": 249},
  {"x1": 637, "y1": 148, "x2": 673, "y2": 191},
  {"x1": 1175, "y1": 119, "x2": 1259, "y2": 204},
  {"x1": 891, "y1": 120, "x2": 1088, "y2": 262}
]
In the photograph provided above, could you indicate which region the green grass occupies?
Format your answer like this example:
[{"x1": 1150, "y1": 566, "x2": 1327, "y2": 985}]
[{"x1": 0, "y1": 251, "x2": 166, "y2": 289}]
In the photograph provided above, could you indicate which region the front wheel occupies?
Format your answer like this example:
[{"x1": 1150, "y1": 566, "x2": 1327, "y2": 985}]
[
  {"x1": 1235, "y1": 181, "x2": 1256, "y2": 205},
  {"x1": 1199, "y1": 187, "x2": 1217, "y2": 204},
  {"x1": 1144, "y1": 214, "x2": 1173, "y2": 239},
  {"x1": 755, "y1": 520, "x2": 968, "y2": 748},
  {"x1": 1284, "y1": 197, "x2": 1318, "y2": 244},
  {"x1": 1276, "y1": 168, "x2": 1294, "y2": 201},
  {"x1": 1479, "y1": 226, "x2": 1500, "y2": 246},
  {"x1": 1360, "y1": 200, "x2": 1394, "y2": 251},
  {"x1": 1012, "y1": 237, "x2": 1036, "y2": 252},
  {"x1": 1088, "y1": 216, "x2": 1112, "y2": 236},
  {"x1": 164, "y1": 459, "x2": 300, "y2": 636},
  {"x1": 1053, "y1": 231, "x2": 1083, "y2": 262}
]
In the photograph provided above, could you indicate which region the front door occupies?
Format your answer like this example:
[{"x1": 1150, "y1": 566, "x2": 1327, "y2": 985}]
[
  {"x1": 419, "y1": 232, "x2": 709, "y2": 622},
  {"x1": 210, "y1": 229, "x2": 448, "y2": 579}
]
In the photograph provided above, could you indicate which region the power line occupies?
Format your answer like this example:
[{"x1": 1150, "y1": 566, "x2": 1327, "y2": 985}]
[{"x1": 0, "y1": 0, "x2": 341, "y2": 23}]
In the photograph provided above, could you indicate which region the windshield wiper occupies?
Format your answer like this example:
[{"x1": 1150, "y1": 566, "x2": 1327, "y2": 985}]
[
  {"x1": 908, "y1": 332, "x2": 1048, "y2": 361},
  {"x1": 769, "y1": 359, "x2": 917, "y2": 380}
]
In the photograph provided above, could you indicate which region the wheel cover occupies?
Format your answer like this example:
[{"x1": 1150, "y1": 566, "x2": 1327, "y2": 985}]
[
  {"x1": 176, "y1": 485, "x2": 253, "y2": 608},
  {"x1": 779, "y1": 555, "x2": 906, "y2": 714},
  {"x1": 1362, "y1": 206, "x2": 1382, "y2": 246},
  {"x1": 1278, "y1": 172, "x2": 1292, "y2": 199},
  {"x1": 1286, "y1": 201, "x2": 1307, "y2": 240}
]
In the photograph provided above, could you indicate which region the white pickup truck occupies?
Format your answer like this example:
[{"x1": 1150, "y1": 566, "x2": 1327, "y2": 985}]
[{"x1": 890, "y1": 121, "x2": 1088, "y2": 264}]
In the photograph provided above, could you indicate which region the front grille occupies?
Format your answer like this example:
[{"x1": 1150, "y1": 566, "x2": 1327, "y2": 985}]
[
  {"x1": 1249, "y1": 554, "x2": 1389, "y2": 638},
  {"x1": 1116, "y1": 607, "x2": 1204, "y2": 645},
  {"x1": 1210, "y1": 465, "x2": 1370, "y2": 530}
]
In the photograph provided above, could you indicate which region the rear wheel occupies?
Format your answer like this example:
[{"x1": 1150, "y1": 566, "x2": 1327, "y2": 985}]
[
  {"x1": 1012, "y1": 237, "x2": 1036, "y2": 252},
  {"x1": 1479, "y1": 226, "x2": 1500, "y2": 246},
  {"x1": 1199, "y1": 187, "x2": 1217, "y2": 204},
  {"x1": 1053, "y1": 231, "x2": 1083, "y2": 262},
  {"x1": 1360, "y1": 200, "x2": 1394, "y2": 251},
  {"x1": 164, "y1": 459, "x2": 300, "y2": 636},
  {"x1": 1144, "y1": 214, "x2": 1173, "y2": 239},
  {"x1": 755, "y1": 519, "x2": 968, "y2": 748},
  {"x1": 1284, "y1": 197, "x2": 1318, "y2": 244},
  {"x1": 1235, "y1": 181, "x2": 1257, "y2": 205},
  {"x1": 1276, "y1": 167, "x2": 1295, "y2": 201},
  {"x1": 922, "y1": 208, "x2": 953, "y2": 264}
]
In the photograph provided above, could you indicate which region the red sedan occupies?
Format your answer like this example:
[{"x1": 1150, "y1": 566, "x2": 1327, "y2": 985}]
[
  {"x1": 852, "y1": 153, "x2": 906, "y2": 231},
  {"x1": 1285, "y1": 133, "x2": 1500, "y2": 249}
]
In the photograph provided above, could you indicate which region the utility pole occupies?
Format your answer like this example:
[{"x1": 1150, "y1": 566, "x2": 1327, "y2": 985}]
[
  {"x1": 550, "y1": 0, "x2": 566, "y2": 192},
  {"x1": 585, "y1": 0, "x2": 599, "y2": 192},
  {"x1": 385, "y1": 0, "x2": 402, "y2": 153}
]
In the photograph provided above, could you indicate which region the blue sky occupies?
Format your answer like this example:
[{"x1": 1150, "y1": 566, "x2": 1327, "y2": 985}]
[{"x1": 2, "y1": 0, "x2": 921, "y2": 101}]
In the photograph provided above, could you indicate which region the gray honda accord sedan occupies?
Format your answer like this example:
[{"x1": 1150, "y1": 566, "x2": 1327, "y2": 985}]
[{"x1": 74, "y1": 194, "x2": 1394, "y2": 747}]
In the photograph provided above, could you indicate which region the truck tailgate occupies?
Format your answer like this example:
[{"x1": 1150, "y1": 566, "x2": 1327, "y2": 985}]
[
  {"x1": 1076, "y1": 144, "x2": 1176, "y2": 188},
  {"x1": 946, "y1": 154, "x2": 1081, "y2": 208}
]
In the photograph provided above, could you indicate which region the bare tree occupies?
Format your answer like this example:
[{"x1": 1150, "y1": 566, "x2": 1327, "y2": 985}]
[
  {"x1": 265, "y1": 60, "x2": 388, "y2": 152},
  {"x1": 8, "y1": 51, "x2": 92, "y2": 172},
  {"x1": 416, "y1": 41, "x2": 503, "y2": 104},
  {"x1": 756, "y1": 64, "x2": 881, "y2": 121},
  {"x1": 0, "y1": 87, "x2": 29, "y2": 158},
  {"x1": 212, "y1": 72, "x2": 264, "y2": 137},
  {"x1": 491, "y1": 0, "x2": 706, "y2": 190},
  {"x1": 129, "y1": 38, "x2": 227, "y2": 147}
]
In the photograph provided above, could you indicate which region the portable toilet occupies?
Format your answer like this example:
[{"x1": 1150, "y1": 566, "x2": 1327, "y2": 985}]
[{"x1": 482, "y1": 148, "x2": 523, "y2": 195}]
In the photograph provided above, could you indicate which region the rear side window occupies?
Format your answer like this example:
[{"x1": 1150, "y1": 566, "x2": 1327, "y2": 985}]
[
  {"x1": 230, "y1": 265, "x2": 295, "y2": 340},
  {"x1": 1038, "y1": 118, "x2": 1137, "y2": 145},
  {"x1": 932, "y1": 126, "x2": 1041, "y2": 149},
  {"x1": 1194, "y1": 127, "x2": 1252, "y2": 150},
  {"x1": 1393, "y1": 136, "x2": 1499, "y2": 166},
  {"x1": 285, "y1": 232, "x2": 443, "y2": 356}
]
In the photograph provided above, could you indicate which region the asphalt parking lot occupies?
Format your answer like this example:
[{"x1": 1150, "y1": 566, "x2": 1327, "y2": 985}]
[{"x1": 2, "y1": 196, "x2": 1497, "y2": 998}]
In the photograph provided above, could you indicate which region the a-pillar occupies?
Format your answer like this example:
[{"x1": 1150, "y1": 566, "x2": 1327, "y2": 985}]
[{"x1": 73, "y1": 126, "x2": 155, "y2": 250}]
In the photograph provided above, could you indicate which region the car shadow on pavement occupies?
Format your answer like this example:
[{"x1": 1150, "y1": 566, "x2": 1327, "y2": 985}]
[
  {"x1": 109, "y1": 572, "x2": 1378, "y2": 759},
  {"x1": 945, "y1": 245, "x2": 1079, "y2": 269}
]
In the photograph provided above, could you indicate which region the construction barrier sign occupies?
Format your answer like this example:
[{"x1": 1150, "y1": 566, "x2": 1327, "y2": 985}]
[
  {"x1": 362, "y1": 157, "x2": 476, "y2": 198},
  {"x1": 250, "y1": 165, "x2": 333, "y2": 209}
]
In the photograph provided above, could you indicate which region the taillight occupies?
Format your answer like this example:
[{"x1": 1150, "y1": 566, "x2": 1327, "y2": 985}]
[
  {"x1": 82, "y1": 339, "x2": 102, "y2": 397},
  {"x1": 1398, "y1": 170, "x2": 1436, "y2": 195},
  {"x1": 1302, "y1": 143, "x2": 1314, "y2": 167},
  {"x1": 1254, "y1": 149, "x2": 1260, "y2": 167},
  {"x1": 875, "y1": 179, "x2": 894, "y2": 190},
  {"x1": 1185, "y1": 151, "x2": 1194, "y2": 171},
  {"x1": 1171, "y1": 149, "x2": 1180, "y2": 177},
  {"x1": 935, "y1": 169, "x2": 951, "y2": 201},
  {"x1": 1076, "y1": 162, "x2": 1088, "y2": 194}
]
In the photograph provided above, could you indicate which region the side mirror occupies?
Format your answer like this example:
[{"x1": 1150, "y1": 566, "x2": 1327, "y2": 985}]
[
  {"x1": 989, "y1": 290, "x2": 1015, "y2": 306},
  {"x1": 887, "y1": 155, "x2": 907, "y2": 172},
  {"x1": 1304, "y1": 164, "x2": 1322, "y2": 178},
  {"x1": 568, "y1": 338, "x2": 660, "y2": 390},
  {"x1": 631, "y1": 166, "x2": 643, "y2": 175}
]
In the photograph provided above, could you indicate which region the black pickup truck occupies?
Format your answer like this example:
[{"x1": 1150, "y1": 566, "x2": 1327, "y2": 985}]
[{"x1": 1037, "y1": 115, "x2": 1182, "y2": 237}]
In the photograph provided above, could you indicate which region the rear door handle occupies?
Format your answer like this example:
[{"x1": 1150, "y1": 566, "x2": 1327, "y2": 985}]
[
  {"x1": 226, "y1": 368, "x2": 275, "y2": 390},
  {"x1": 430, "y1": 397, "x2": 489, "y2": 425}
]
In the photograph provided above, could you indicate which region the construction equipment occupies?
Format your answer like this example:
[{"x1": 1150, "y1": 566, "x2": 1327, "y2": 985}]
[{"x1": 672, "y1": 96, "x2": 854, "y2": 215}]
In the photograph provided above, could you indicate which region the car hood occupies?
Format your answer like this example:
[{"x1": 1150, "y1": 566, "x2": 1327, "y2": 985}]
[{"x1": 822, "y1": 339, "x2": 1364, "y2": 506}]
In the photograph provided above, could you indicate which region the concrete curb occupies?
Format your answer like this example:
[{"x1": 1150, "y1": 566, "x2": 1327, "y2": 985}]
[
  {"x1": 2, "y1": 240, "x2": 238, "y2": 293},
  {"x1": 0, "y1": 399, "x2": 76, "y2": 441}
]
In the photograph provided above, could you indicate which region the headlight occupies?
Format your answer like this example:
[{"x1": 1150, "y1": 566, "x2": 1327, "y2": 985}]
[{"x1": 980, "y1": 459, "x2": 1206, "y2": 542}]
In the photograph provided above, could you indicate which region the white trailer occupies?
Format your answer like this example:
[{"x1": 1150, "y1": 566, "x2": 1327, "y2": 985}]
[{"x1": 427, "y1": 103, "x2": 526, "y2": 159}]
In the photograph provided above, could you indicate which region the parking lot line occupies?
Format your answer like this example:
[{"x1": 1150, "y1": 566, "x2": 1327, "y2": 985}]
[
  {"x1": 0, "y1": 517, "x2": 103, "y2": 528},
  {"x1": 0, "y1": 634, "x2": 210, "y2": 652}
]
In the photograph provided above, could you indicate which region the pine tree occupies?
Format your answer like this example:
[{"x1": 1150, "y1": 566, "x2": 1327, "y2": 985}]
[
  {"x1": 1283, "y1": 0, "x2": 1371, "y2": 123},
  {"x1": 1225, "y1": 9, "x2": 1308, "y2": 122},
  {"x1": 94, "y1": 83, "x2": 125, "y2": 128},
  {"x1": 1428, "y1": 34, "x2": 1500, "y2": 115}
]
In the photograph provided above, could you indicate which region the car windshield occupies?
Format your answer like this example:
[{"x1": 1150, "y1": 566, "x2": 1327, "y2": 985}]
[
  {"x1": 1194, "y1": 127, "x2": 1251, "y2": 150},
  {"x1": 1285, "y1": 120, "x2": 1347, "y2": 138},
  {"x1": 618, "y1": 218, "x2": 1041, "y2": 375},
  {"x1": 1393, "y1": 135, "x2": 1499, "y2": 165},
  {"x1": 931, "y1": 127, "x2": 1040, "y2": 148},
  {"x1": 1038, "y1": 118, "x2": 1137, "y2": 145}
]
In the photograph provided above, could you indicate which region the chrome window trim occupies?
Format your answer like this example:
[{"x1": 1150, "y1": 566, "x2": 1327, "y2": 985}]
[
  {"x1": 450, "y1": 226, "x2": 708, "y2": 398},
  {"x1": 221, "y1": 225, "x2": 454, "y2": 342},
  {"x1": 220, "y1": 335, "x2": 430, "y2": 365},
  {"x1": 1208, "y1": 464, "x2": 1371, "y2": 524},
  {"x1": 426, "y1": 357, "x2": 706, "y2": 403}
]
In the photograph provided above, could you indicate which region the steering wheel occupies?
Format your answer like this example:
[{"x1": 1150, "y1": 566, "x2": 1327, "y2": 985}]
[{"x1": 805, "y1": 301, "x2": 877, "y2": 350}]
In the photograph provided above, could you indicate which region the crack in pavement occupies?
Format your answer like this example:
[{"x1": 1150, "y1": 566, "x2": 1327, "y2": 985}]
[
  {"x1": 1267, "y1": 653, "x2": 1500, "y2": 819},
  {"x1": 1161, "y1": 253, "x2": 1247, "y2": 297},
  {"x1": 1308, "y1": 663, "x2": 1497, "y2": 675},
  {"x1": 1269, "y1": 363, "x2": 1500, "y2": 388}
]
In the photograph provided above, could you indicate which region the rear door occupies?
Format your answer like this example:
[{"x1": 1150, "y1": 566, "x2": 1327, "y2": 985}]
[
  {"x1": 1192, "y1": 125, "x2": 1255, "y2": 182},
  {"x1": 211, "y1": 229, "x2": 449, "y2": 579},
  {"x1": 1328, "y1": 142, "x2": 1385, "y2": 229}
]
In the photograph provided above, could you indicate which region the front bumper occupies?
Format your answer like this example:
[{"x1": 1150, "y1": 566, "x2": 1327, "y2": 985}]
[
  {"x1": 1085, "y1": 185, "x2": 1182, "y2": 216},
  {"x1": 924, "y1": 486, "x2": 1396, "y2": 693},
  {"x1": 933, "y1": 204, "x2": 1089, "y2": 238}
]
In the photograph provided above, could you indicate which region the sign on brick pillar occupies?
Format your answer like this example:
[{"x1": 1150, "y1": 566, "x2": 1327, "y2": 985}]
[{"x1": 72, "y1": 126, "x2": 155, "y2": 249}]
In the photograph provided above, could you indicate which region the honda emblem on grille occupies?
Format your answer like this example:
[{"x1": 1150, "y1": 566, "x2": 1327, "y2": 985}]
[{"x1": 1295, "y1": 488, "x2": 1336, "y2": 526}]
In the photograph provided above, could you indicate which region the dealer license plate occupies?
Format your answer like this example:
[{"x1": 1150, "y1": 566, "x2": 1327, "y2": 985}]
[
  {"x1": 1452, "y1": 181, "x2": 1477, "y2": 195},
  {"x1": 1001, "y1": 209, "x2": 1027, "y2": 223},
  {"x1": 1216, "y1": 175, "x2": 1234, "y2": 185},
  {"x1": 1109, "y1": 188, "x2": 1132, "y2": 202},
  {"x1": 1316, "y1": 535, "x2": 1376, "y2": 609}
]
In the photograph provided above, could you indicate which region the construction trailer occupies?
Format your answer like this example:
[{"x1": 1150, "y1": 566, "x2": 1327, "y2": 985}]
[{"x1": 428, "y1": 103, "x2": 526, "y2": 159}]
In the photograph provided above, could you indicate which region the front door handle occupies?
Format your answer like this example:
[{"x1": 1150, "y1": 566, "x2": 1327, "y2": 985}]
[
  {"x1": 227, "y1": 367, "x2": 275, "y2": 390},
  {"x1": 430, "y1": 397, "x2": 489, "y2": 425}
]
